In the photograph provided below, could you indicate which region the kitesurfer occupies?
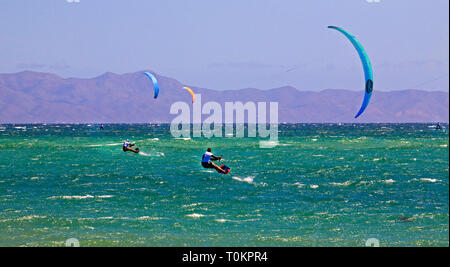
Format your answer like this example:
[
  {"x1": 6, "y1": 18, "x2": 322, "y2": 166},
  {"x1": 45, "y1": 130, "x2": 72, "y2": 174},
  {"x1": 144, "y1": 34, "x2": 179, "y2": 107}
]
[
  {"x1": 436, "y1": 122, "x2": 442, "y2": 130},
  {"x1": 201, "y1": 148, "x2": 224, "y2": 173},
  {"x1": 123, "y1": 139, "x2": 139, "y2": 153}
]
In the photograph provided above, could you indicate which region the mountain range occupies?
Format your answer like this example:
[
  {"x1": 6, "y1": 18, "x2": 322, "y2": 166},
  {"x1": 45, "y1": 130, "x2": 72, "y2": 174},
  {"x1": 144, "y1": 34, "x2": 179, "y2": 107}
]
[{"x1": 0, "y1": 71, "x2": 448, "y2": 123}]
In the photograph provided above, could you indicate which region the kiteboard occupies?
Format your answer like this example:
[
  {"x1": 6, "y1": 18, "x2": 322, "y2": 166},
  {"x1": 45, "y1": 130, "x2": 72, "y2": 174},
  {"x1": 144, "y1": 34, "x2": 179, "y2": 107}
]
[
  {"x1": 218, "y1": 165, "x2": 231, "y2": 175},
  {"x1": 123, "y1": 147, "x2": 139, "y2": 153}
]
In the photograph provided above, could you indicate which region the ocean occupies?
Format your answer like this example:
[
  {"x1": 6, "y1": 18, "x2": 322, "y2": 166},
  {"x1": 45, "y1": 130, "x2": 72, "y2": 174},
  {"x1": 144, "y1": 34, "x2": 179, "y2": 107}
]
[{"x1": 0, "y1": 123, "x2": 448, "y2": 246}]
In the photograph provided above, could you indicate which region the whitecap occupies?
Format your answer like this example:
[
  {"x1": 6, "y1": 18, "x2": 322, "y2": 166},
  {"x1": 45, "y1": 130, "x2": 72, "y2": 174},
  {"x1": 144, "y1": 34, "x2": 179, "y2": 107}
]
[
  {"x1": 330, "y1": 181, "x2": 352, "y2": 186},
  {"x1": 98, "y1": 217, "x2": 114, "y2": 220},
  {"x1": 420, "y1": 178, "x2": 439, "y2": 183},
  {"x1": 48, "y1": 195, "x2": 98, "y2": 200},
  {"x1": 259, "y1": 140, "x2": 279, "y2": 148},
  {"x1": 62, "y1": 195, "x2": 94, "y2": 199},
  {"x1": 18, "y1": 215, "x2": 46, "y2": 221},
  {"x1": 410, "y1": 178, "x2": 440, "y2": 183},
  {"x1": 186, "y1": 213, "x2": 205, "y2": 218},
  {"x1": 279, "y1": 143, "x2": 292, "y2": 146},
  {"x1": 182, "y1": 203, "x2": 202, "y2": 208},
  {"x1": 137, "y1": 216, "x2": 163, "y2": 220},
  {"x1": 283, "y1": 182, "x2": 305, "y2": 188},
  {"x1": 293, "y1": 182, "x2": 305, "y2": 188}
]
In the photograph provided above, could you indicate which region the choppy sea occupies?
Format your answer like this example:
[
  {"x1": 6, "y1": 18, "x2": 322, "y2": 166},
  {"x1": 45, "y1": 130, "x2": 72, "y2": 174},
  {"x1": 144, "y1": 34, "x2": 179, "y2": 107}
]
[{"x1": 0, "y1": 123, "x2": 448, "y2": 246}]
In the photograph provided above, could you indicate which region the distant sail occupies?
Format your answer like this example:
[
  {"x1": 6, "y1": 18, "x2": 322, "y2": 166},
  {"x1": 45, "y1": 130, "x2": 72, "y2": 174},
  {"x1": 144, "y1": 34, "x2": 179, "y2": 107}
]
[
  {"x1": 143, "y1": 72, "x2": 160, "y2": 99},
  {"x1": 183, "y1": 87, "x2": 195, "y2": 103}
]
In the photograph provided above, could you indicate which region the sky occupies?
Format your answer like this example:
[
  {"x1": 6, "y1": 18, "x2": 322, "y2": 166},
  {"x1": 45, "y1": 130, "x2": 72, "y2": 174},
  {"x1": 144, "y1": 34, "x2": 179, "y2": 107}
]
[{"x1": 0, "y1": 0, "x2": 448, "y2": 91}]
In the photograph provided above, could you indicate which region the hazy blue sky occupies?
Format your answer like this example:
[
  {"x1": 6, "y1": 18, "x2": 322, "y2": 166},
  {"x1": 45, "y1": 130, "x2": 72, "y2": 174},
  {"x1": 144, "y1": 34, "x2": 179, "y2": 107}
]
[{"x1": 0, "y1": 0, "x2": 448, "y2": 91}]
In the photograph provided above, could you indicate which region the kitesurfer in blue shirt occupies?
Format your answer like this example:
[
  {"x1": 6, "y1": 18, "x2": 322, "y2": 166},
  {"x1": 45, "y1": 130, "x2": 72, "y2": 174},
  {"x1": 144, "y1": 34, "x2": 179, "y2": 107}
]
[{"x1": 123, "y1": 139, "x2": 139, "y2": 153}]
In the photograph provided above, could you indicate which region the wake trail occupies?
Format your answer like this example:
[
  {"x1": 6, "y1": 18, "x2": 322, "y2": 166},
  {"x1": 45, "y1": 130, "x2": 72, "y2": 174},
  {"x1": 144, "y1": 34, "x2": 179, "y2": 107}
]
[{"x1": 87, "y1": 143, "x2": 122, "y2": 147}]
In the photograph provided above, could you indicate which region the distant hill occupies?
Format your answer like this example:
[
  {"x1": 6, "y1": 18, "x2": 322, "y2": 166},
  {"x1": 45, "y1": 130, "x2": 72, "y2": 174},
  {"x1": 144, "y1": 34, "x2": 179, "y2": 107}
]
[{"x1": 0, "y1": 71, "x2": 448, "y2": 123}]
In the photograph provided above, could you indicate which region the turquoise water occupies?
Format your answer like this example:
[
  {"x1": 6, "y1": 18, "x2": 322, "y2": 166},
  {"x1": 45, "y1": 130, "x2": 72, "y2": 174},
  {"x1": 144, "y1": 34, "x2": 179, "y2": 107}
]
[{"x1": 0, "y1": 124, "x2": 448, "y2": 247}]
